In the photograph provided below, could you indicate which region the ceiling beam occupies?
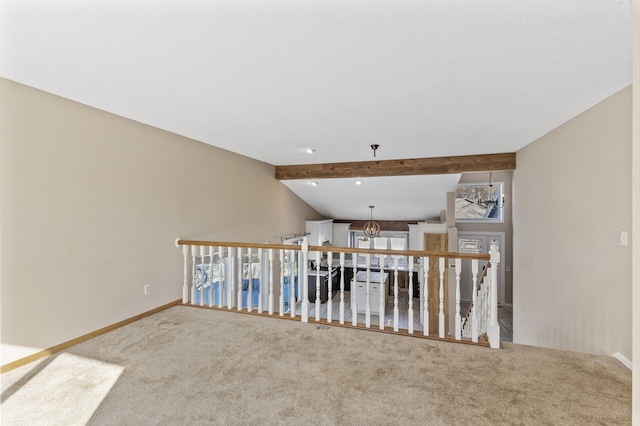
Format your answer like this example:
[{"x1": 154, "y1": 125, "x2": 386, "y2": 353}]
[{"x1": 275, "y1": 152, "x2": 516, "y2": 180}]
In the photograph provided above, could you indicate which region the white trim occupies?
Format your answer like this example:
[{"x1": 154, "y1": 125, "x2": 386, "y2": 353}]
[{"x1": 611, "y1": 352, "x2": 633, "y2": 371}]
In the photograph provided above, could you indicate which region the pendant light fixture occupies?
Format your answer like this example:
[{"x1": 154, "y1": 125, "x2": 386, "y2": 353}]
[
  {"x1": 363, "y1": 205, "x2": 381, "y2": 239},
  {"x1": 477, "y1": 172, "x2": 505, "y2": 209}
]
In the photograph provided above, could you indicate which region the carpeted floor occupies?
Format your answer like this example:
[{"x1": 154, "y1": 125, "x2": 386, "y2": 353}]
[{"x1": 1, "y1": 305, "x2": 632, "y2": 425}]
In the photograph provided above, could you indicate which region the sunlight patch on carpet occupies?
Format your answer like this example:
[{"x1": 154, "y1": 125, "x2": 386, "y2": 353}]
[{"x1": 1, "y1": 353, "x2": 123, "y2": 425}]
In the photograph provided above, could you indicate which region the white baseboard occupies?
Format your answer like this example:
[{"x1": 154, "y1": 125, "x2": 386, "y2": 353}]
[{"x1": 611, "y1": 352, "x2": 633, "y2": 370}]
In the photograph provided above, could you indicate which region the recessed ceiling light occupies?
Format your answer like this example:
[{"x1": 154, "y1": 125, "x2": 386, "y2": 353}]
[
  {"x1": 355, "y1": 180, "x2": 362, "y2": 185},
  {"x1": 305, "y1": 148, "x2": 316, "y2": 154},
  {"x1": 310, "y1": 181, "x2": 318, "y2": 186}
]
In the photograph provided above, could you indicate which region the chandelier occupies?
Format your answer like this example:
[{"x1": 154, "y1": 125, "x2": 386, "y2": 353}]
[
  {"x1": 477, "y1": 172, "x2": 505, "y2": 209},
  {"x1": 363, "y1": 205, "x2": 381, "y2": 239}
]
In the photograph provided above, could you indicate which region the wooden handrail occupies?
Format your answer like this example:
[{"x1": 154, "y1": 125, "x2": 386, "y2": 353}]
[
  {"x1": 177, "y1": 239, "x2": 294, "y2": 251},
  {"x1": 176, "y1": 239, "x2": 491, "y2": 261}
]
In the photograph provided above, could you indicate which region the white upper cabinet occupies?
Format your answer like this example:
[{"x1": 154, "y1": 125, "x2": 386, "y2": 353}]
[
  {"x1": 305, "y1": 219, "x2": 333, "y2": 262},
  {"x1": 332, "y1": 223, "x2": 351, "y2": 248}
]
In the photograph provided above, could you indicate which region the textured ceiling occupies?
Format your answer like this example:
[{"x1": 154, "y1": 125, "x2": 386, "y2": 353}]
[{"x1": 0, "y1": 1, "x2": 632, "y2": 221}]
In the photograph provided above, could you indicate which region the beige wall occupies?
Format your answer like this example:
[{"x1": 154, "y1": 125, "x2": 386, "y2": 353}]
[
  {"x1": 457, "y1": 171, "x2": 513, "y2": 305},
  {"x1": 632, "y1": 0, "x2": 639, "y2": 421},
  {"x1": 0, "y1": 78, "x2": 322, "y2": 364},
  {"x1": 513, "y1": 86, "x2": 632, "y2": 357}
]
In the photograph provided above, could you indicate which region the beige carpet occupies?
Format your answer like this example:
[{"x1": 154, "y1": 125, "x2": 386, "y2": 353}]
[{"x1": 1, "y1": 305, "x2": 631, "y2": 425}]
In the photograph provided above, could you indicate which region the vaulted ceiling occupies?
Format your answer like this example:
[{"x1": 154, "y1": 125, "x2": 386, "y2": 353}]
[{"x1": 0, "y1": 1, "x2": 632, "y2": 220}]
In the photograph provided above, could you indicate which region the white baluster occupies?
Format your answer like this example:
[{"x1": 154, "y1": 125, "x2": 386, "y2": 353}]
[
  {"x1": 423, "y1": 257, "x2": 429, "y2": 337},
  {"x1": 268, "y1": 249, "x2": 274, "y2": 315},
  {"x1": 393, "y1": 256, "x2": 399, "y2": 332},
  {"x1": 339, "y1": 252, "x2": 345, "y2": 325},
  {"x1": 301, "y1": 238, "x2": 310, "y2": 323},
  {"x1": 484, "y1": 275, "x2": 489, "y2": 334},
  {"x1": 351, "y1": 260, "x2": 358, "y2": 326},
  {"x1": 247, "y1": 247, "x2": 254, "y2": 313},
  {"x1": 290, "y1": 250, "x2": 297, "y2": 319},
  {"x1": 488, "y1": 244, "x2": 501, "y2": 348},
  {"x1": 408, "y1": 256, "x2": 414, "y2": 334},
  {"x1": 182, "y1": 245, "x2": 189, "y2": 303},
  {"x1": 208, "y1": 246, "x2": 215, "y2": 307},
  {"x1": 454, "y1": 258, "x2": 462, "y2": 340},
  {"x1": 378, "y1": 254, "x2": 385, "y2": 330},
  {"x1": 327, "y1": 252, "x2": 333, "y2": 323},
  {"x1": 365, "y1": 253, "x2": 371, "y2": 328},
  {"x1": 228, "y1": 246, "x2": 235, "y2": 309},
  {"x1": 191, "y1": 245, "x2": 197, "y2": 305},
  {"x1": 485, "y1": 274, "x2": 490, "y2": 335},
  {"x1": 315, "y1": 254, "x2": 321, "y2": 322},
  {"x1": 439, "y1": 257, "x2": 445, "y2": 338},
  {"x1": 480, "y1": 274, "x2": 488, "y2": 335},
  {"x1": 200, "y1": 246, "x2": 207, "y2": 306},
  {"x1": 471, "y1": 259, "x2": 479, "y2": 343},
  {"x1": 477, "y1": 276, "x2": 484, "y2": 334},
  {"x1": 279, "y1": 249, "x2": 285, "y2": 316},
  {"x1": 218, "y1": 246, "x2": 225, "y2": 309},
  {"x1": 237, "y1": 247, "x2": 243, "y2": 311},
  {"x1": 257, "y1": 248, "x2": 263, "y2": 314}
]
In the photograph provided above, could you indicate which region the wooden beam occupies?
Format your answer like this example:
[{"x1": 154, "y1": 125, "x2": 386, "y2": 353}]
[
  {"x1": 333, "y1": 220, "x2": 417, "y2": 232},
  {"x1": 275, "y1": 152, "x2": 516, "y2": 180}
]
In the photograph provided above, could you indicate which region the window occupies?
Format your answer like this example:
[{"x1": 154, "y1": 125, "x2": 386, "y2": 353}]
[
  {"x1": 351, "y1": 231, "x2": 409, "y2": 266},
  {"x1": 351, "y1": 232, "x2": 408, "y2": 251},
  {"x1": 455, "y1": 182, "x2": 504, "y2": 222}
]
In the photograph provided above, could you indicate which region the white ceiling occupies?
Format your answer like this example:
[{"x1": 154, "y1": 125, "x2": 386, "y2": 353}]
[{"x1": 0, "y1": 1, "x2": 632, "y2": 221}]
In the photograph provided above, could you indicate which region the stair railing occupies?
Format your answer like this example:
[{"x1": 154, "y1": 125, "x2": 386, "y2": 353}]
[{"x1": 176, "y1": 237, "x2": 500, "y2": 348}]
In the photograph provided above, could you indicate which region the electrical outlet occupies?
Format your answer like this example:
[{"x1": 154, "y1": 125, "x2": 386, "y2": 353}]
[
  {"x1": 144, "y1": 284, "x2": 151, "y2": 295},
  {"x1": 620, "y1": 231, "x2": 629, "y2": 246}
]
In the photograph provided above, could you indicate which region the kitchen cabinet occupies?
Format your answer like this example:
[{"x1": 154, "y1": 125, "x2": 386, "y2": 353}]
[
  {"x1": 305, "y1": 219, "x2": 333, "y2": 263},
  {"x1": 351, "y1": 271, "x2": 388, "y2": 315},
  {"x1": 307, "y1": 269, "x2": 337, "y2": 303},
  {"x1": 332, "y1": 223, "x2": 351, "y2": 247}
]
